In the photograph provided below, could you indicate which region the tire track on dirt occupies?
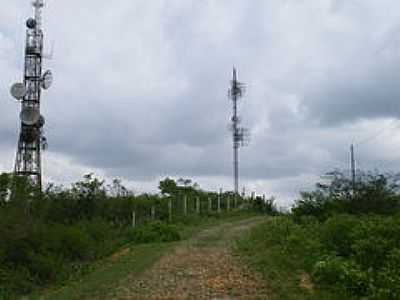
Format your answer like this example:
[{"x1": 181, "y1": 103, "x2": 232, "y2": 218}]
[{"x1": 109, "y1": 217, "x2": 270, "y2": 300}]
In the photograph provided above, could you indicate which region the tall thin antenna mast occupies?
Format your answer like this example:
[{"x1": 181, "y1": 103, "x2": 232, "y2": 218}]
[
  {"x1": 350, "y1": 144, "x2": 356, "y2": 195},
  {"x1": 10, "y1": 0, "x2": 53, "y2": 190},
  {"x1": 33, "y1": 0, "x2": 44, "y2": 31},
  {"x1": 228, "y1": 68, "x2": 249, "y2": 195}
]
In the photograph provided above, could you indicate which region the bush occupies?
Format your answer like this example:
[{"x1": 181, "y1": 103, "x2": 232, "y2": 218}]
[
  {"x1": 320, "y1": 215, "x2": 359, "y2": 257},
  {"x1": 313, "y1": 255, "x2": 371, "y2": 296},
  {"x1": 127, "y1": 221, "x2": 181, "y2": 244},
  {"x1": 58, "y1": 225, "x2": 94, "y2": 261},
  {"x1": 350, "y1": 216, "x2": 400, "y2": 270},
  {"x1": 292, "y1": 172, "x2": 400, "y2": 219},
  {"x1": 79, "y1": 219, "x2": 119, "y2": 258},
  {"x1": 0, "y1": 174, "x2": 247, "y2": 297},
  {"x1": 373, "y1": 249, "x2": 400, "y2": 299},
  {"x1": 28, "y1": 253, "x2": 64, "y2": 284},
  {"x1": 240, "y1": 214, "x2": 400, "y2": 299}
]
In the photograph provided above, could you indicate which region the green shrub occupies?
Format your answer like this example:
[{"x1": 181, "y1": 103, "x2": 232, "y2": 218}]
[
  {"x1": 258, "y1": 217, "x2": 296, "y2": 247},
  {"x1": 285, "y1": 226, "x2": 323, "y2": 270},
  {"x1": 372, "y1": 248, "x2": 400, "y2": 299},
  {"x1": 128, "y1": 221, "x2": 181, "y2": 244},
  {"x1": 0, "y1": 174, "x2": 249, "y2": 297},
  {"x1": 28, "y1": 253, "x2": 64, "y2": 284},
  {"x1": 320, "y1": 215, "x2": 358, "y2": 257},
  {"x1": 240, "y1": 214, "x2": 400, "y2": 299},
  {"x1": 350, "y1": 216, "x2": 400, "y2": 270},
  {"x1": 79, "y1": 219, "x2": 118, "y2": 258},
  {"x1": 293, "y1": 172, "x2": 400, "y2": 219},
  {"x1": 58, "y1": 226, "x2": 93, "y2": 261},
  {"x1": 313, "y1": 255, "x2": 371, "y2": 296},
  {"x1": 2, "y1": 266, "x2": 36, "y2": 295}
]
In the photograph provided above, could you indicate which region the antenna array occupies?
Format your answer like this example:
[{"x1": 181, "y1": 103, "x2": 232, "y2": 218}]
[
  {"x1": 228, "y1": 68, "x2": 249, "y2": 194},
  {"x1": 10, "y1": 0, "x2": 53, "y2": 190}
]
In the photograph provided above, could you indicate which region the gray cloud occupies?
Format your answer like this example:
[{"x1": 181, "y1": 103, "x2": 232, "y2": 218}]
[
  {"x1": 2, "y1": 0, "x2": 400, "y2": 205},
  {"x1": 303, "y1": 37, "x2": 400, "y2": 125}
]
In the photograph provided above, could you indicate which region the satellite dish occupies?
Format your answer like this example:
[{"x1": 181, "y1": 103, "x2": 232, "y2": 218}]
[
  {"x1": 41, "y1": 70, "x2": 53, "y2": 90},
  {"x1": 26, "y1": 18, "x2": 37, "y2": 29},
  {"x1": 20, "y1": 106, "x2": 40, "y2": 126},
  {"x1": 10, "y1": 83, "x2": 27, "y2": 100}
]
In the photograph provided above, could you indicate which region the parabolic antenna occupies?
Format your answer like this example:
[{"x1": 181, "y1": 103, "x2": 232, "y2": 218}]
[
  {"x1": 41, "y1": 70, "x2": 53, "y2": 90},
  {"x1": 26, "y1": 18, "x2": 37, "y2": 29},
  {"x1": 10, "y1": 83, "x2": 27, "y2": 100},
  {"x1": 20, "y1": 106, "x2": 40, "y2": 126}
]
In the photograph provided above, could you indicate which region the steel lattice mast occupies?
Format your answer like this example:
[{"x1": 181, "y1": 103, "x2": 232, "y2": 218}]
[
  {"x1": 228, "y1": 68, "x2": 248, "y2": 195},
  {"x1": 11, "y1": 0, "x2": 53, "y2": 190}
]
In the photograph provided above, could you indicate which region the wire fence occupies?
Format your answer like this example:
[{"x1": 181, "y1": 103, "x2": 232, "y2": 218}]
[{"x1": 129, "y1": 193, "x2": 264, "y2": 228}]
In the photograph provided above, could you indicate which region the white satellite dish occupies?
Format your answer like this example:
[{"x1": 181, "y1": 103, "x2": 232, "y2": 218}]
[
  {"x1": 20, "y1": 106, "x2": 40, "y2": 126},
  {"x1": 10, "y1": 83, "x2": 27, "y2": 100},
  {"x1": 41, "y1": 70, "x2": 53, "y2": 90}
]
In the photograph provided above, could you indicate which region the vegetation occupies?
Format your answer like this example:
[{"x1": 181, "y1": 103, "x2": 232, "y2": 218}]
[
  {"x1": 237, "y1": 171, "x2": 400, "y2": 300},
  {"x1": 0, "y1": 173, "x2": 263, "y2": 299}
]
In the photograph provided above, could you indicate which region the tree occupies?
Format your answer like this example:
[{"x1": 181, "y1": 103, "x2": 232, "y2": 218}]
[
  {"x1": 159, "y1": 178, "x2": 178, "y2": 196},
  {"x1": 292, "y1": 171, "x2": 400, "y2": 219},
  {"x1": 71, "y1": 173, "x2": 106, "y2": 220},
  {"x1": 107, "y1": 179, "x2": 130, "y2": 197}
]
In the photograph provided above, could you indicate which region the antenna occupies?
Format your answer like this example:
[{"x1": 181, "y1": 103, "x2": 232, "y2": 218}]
[
  {"x1": 11, "y1": 0, "x2": 53, "y2": 191},
  {"x1": 228, "y1": 68, "x2": 249, "y2": 195},
  {"x1": 32, "y1": 0, "x2": 44, "y2": 31},
  {"x1": 350, "y1": 144, "x2": 356, "y2": 195}
]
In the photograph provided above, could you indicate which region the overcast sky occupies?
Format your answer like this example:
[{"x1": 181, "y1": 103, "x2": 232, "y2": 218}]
[{"x1": 2, "y1": 0, "x2": 400, "y2": 206}]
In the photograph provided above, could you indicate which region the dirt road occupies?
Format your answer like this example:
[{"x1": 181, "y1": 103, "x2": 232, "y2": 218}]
[{"x1": 110, "y1": 216, "x2": 270, "y2": 299}]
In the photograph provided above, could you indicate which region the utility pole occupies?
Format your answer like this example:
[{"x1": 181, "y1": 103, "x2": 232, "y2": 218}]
[{"x1": 350, "y1": 144, "x2": 356, "y2": 195}]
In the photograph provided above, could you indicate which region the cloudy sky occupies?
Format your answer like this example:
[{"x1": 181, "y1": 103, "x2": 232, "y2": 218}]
[{"x1": 2, "y1": 0, "x2": 400, "y2": 206}]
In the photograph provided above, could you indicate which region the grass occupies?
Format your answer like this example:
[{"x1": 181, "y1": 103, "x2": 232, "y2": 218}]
[
  {"x1": 235, "y1": 217, "x2": 343, "y2": 300},
  {"x1": 237, "y1": 215, "x2": 400, "y2": 299},
  {"x1": 31, "y1": 243, "x2": 171, "y2": 300},
  {"x1": 27, "y1": 211, "x2": 258, "y2": 300}
]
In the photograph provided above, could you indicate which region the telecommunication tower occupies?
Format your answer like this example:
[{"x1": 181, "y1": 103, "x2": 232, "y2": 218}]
[
  {"x1": 228, "y1": 68, "x2": 249, "y2": 195},
  {"x1": 350, "y1": 144, "x2": 356, "y2": 194},
  {"x1": 10, "y1": 0, "x2": 53, "y2": 190}
]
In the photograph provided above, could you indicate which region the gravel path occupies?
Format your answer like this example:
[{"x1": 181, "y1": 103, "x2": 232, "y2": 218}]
[{"x1": 111, "y1": 217, "x2": 270, "y2": 299}]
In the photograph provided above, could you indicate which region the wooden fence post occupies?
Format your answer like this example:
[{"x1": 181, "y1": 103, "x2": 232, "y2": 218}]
[
  {"x1": 151, "y1": 205, "x2": 156, "y2": 220},
  {"x1": 208, "y1": 197, "x2": 212, "y2": 212},
  {"x1": 168, "y1": 199, "x2": 172, "y2": 222},
  {"x1": 132, "y1": 211, "x2": 136, "y2": 228},
  {"x1": 227, "y1": 196, "x2": 231, "y2": 212},
  {"x1": 196, "y1": 197, "x2": 200, "y2": 214},
  {"x1": 183, "y1": 196, "x2": 188, "y2": 216},
  {"x1": 263, "y1": 194, "x2": 266, "y2": 213},
  {"x1": 217, "y1": 189, "x2": 221, "y2": 214}
]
